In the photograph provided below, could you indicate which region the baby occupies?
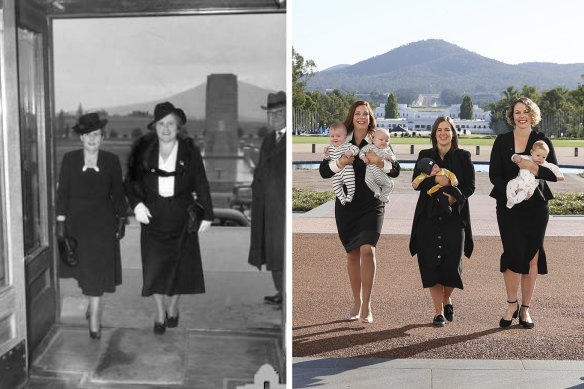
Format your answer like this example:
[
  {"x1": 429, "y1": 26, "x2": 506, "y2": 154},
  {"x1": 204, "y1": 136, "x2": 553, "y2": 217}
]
[
  {"x1": 412, "y1": 157, "x2": 464, "y2": 216},
  {"x1": 324, "y1": 123, "x2": 360, "y2": 205},
  {"x1": 506, "y1": 140, "x2": 564, "y2": 208},
  {"x1": 359, "y1": 128, "x2": 396, "y2": 203}
]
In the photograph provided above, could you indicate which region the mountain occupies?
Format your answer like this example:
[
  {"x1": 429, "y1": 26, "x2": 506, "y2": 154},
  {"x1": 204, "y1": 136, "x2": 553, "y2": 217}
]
[
  {"x1": 306, "y1": 39, "x2": 584, "y2": 94},
  {"x1": 97, "y1": 79, "x2": 275, "y2": 122},
  {"x1": 321, "y1": 64, "x2": 350, "y2": 72}
]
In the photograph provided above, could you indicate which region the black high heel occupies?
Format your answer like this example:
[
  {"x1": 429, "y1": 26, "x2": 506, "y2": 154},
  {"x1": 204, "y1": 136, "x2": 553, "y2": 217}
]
[
  {"x1": 518, "y1": 304, "x2": 534, "y2": 329},
  {"x1": 166, "y1": 311, "x2": 179, "y2": 328},
  {"x1": 499, "y1": 300, "x2": 519, "y2": 328}
]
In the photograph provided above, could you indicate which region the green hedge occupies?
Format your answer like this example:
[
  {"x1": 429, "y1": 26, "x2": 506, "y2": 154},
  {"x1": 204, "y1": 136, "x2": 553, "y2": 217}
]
[
  {"x1": 292, "y1": 188, "x2": 335, "y2": 212},
  {"x1": 549, "y1": 192, "x2": 584, "y2": 215},
  {"x1": 293, "y1": 188, "x2": 584, "y2": 215}
]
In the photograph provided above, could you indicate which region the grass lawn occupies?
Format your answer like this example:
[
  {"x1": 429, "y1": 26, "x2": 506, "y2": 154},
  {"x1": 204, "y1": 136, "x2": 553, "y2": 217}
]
[{"x1": 292, "y1": 135, "x2": 584, "y2": 147}]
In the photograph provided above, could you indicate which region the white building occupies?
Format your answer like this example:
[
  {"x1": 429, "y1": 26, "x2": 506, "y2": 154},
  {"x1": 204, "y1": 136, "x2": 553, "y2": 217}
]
[{"x1": 374, "y1": 104, "x2": 493, "y2": 134}]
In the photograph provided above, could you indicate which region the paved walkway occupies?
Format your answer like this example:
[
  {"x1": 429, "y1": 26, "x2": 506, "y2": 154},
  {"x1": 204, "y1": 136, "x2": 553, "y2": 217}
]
[{"x1": 292, "y1": 153, "x2": 584, "y2": 388}]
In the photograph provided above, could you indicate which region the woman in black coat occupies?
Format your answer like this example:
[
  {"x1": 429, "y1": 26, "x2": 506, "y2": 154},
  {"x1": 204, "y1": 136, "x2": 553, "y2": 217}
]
[
  {"x1": 409, "y1": 116, "x2": 475, "y2": 327},
  {"x1": 489, "y1": 97, "x2": 559, "y2": 329},
  {"x1": 57, "y1": 113, "x2": 128, "y2": 340},
  {"x1": 320, "y1": 100, "x2": 400, "y2": 323},
  {"x1": 125, "y1": 102, "x2": 213, "y2": 335}
]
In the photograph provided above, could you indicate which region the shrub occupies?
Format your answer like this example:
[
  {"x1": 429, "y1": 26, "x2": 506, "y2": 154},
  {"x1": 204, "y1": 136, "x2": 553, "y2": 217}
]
[
  {"x1": 292, "y1": 188, "x2": 335, "y2": 212},
  {"x1": 549, "y1": 192, "x2": 584, "y2": 215}
]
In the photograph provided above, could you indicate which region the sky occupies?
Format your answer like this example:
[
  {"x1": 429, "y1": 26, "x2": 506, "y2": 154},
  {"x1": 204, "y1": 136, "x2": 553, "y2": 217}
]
[
  {"x1": 54, "y1": 13, "x2": 286, "y2": 112},
  {"x1": 293, "y1": 0, "x2": 584, "y2": 72}
]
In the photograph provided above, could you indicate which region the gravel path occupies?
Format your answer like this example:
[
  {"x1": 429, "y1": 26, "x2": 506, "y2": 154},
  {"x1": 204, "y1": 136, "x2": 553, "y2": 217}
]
[{"x1": 292, "y1": 234, "x2": 584, "y2": 360}]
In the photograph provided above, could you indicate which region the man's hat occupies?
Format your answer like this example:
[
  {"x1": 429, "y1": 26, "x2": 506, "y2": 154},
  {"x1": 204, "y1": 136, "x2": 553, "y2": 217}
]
[
  {"x1": 416, "y1": 157, "x2": 436, "y2": 175},
  {"x1": 147, "y1": 102, "x2": 187, "y2": 130},
  {"x1": 261, "y1": 91, "x2": 286, "y2": 110},
  {"x1": 72, "y1": 113, "x2": 108, "y2": 135}
]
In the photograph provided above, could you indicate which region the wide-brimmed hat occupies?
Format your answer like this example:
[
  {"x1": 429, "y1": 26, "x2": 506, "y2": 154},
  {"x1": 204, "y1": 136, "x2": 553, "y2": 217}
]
[
  {"x1": 261, "y1": 91, "x2": 286, "y2": 110},
  {"x1": 72, "y1": 113, "x2": 108, "y2": 135},
  {"x1": 147, "y1": 102, "x2": 186, "y2": 130},
  {"x1": 416, "y1": 157, "x2": 436, "y2": 175}
]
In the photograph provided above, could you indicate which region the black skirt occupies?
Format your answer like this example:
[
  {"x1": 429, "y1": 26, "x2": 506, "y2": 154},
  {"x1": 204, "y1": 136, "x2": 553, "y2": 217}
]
[
  {"x1": 415, "y1": 211, "x2": 464, "y2": 289},
  {"x1": 335, "y1": 199, "x2": 384, "y2": 252},
  {"x1": 496, "y1": 200, "x2": 548, "y2": 275},
  {"x1": 140, "y1": 194, "x2": 205, "y2": 296}
]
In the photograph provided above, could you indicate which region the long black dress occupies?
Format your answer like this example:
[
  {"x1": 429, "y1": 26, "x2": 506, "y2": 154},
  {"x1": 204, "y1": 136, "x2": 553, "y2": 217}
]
[
  {"x1": 409, "y1": 148, "x2": 475, "y2": 289},
  {"x1": 125, "y1": 134, "x2": 213, "y2": 296},
  {"x1": 57, "y1": 150, "x2": 128, "y2": 296},
  {"x1": 320, "y1": 133, "x2": 400, "y2": 252},
  {"x1": 489, "y1": 131, "x2": 558, "y2": 275}
]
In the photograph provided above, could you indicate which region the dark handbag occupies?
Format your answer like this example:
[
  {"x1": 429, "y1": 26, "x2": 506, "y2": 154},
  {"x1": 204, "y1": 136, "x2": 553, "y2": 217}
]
[
  {"x1": 187, "y1": 200, "x2": 205, "y2": 233},
  {"x1": 58, "y1": 236, "x2": 79, "y2": 267}
]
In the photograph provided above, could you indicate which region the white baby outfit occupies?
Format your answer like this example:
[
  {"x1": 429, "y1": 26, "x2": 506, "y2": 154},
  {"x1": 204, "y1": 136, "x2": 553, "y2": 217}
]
[{"x1": 506, "y1": 154, "x2": 564, "y2": 208}]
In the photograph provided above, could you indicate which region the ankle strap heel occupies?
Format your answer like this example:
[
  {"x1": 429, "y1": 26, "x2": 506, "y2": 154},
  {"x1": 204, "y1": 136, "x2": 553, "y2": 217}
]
[{"x1": 519, "y1": 305, "x2": 534, "y2": 329}]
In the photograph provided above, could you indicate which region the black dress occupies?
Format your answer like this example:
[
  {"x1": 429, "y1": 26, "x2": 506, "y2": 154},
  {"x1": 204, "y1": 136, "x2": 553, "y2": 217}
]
[
  {"x1": 489, "y1": 131, "x2": 558, "y2": 275},
  {"x1": 125, "y1": 134, "x2": 213, "y2": 296},
  {"x1": 57, "y1": 150, "x2": 128, "y2": 296},
  {"x1": 320, "y1": 133, "x2": 400, "y2": 252},
  {"x1": 409, "y1": 148, "x2": 475, "y2": 289}
]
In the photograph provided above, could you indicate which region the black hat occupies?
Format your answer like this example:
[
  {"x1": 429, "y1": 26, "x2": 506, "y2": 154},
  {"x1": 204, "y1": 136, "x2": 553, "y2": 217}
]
[
  {"x1": 261, "y1": 91, "x2": 286, "y2": 110},
  {"x1": 147, "y1": 102, "x2": 187, "y2": 130},
  {"x1": 416, "y1": 157, "x2": 436, "y2": 175},
  {"x1": 72, "y1": 113, "x2": 108, "y2": 135}
]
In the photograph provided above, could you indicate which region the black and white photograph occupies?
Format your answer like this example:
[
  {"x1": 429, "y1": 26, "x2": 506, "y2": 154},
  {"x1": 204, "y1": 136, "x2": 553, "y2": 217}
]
[{"x1": 0, "y1": 1, "x2": 286, "y2": 388}]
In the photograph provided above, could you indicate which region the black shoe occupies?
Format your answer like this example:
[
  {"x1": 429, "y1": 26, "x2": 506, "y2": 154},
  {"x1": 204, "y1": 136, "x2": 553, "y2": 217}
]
[
  {"x1": 432, "y1": 314, "x2": 446, "y2": 327},
  {"x1": 444, "y1": 304, "x2": 454, "y2": 322},
  {"x1": 264, "y1": 294, "x2": 282, "y2": 305},
  {"x1": 89, "y1": 325, "x2": 102, "y2": 340},
  {"x1": 499, "y1": 300, "x2": 519, "y2": 328},
  {"x1": 153, "y1": 320, "x2": 166, "y2": 335},
  {"x1": 518, "y1": 304, "x2": 534, "y2": 329},
  {"x1": 166, "y1": 312, "x2": 179, "y2": 328}
]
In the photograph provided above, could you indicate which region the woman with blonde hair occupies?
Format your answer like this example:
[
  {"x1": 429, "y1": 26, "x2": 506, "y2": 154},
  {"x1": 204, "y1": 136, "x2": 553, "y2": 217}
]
[{"x1": 489, "y1": 97, "x2": 560, "y2": 329}]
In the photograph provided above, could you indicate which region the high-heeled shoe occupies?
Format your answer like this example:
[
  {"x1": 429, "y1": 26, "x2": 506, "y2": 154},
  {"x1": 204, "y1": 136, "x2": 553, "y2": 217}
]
[
  {"x1": 166, "y1": 312, "x2": 179, "y2": 328},
  {"x1": 153, "y1": 320, "x2": 166, "y2": 335},
  {"x1": 499, "y1": 300, "x2": 519, "y2": 328},
  {"x1": 518, "y1": 304, "x2": 534, "y2": 329},
  {"x1": 360, "y1": 312, "x2": 373, "y2": 324}
]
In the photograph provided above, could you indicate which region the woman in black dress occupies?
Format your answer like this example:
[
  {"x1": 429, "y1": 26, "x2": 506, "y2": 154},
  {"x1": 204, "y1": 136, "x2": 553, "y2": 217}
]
[
  {"x1": 320, "y1": 100, "x2": 400, "y2": 323},
  {"x1": 57, "y1": 113, "x2": 128, "y2": 339},
  {"x1": 489, "y1": 97, "x2": 559, "y2": 329},
  {"x1": 409, "y1": 116, "x2": 475, "y2": 326},
  {"x1": 125, "y1": 102, "x2": 213, "y2": 335}
]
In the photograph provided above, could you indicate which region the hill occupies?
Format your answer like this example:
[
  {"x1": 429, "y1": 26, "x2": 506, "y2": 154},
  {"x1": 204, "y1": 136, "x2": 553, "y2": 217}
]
[
  {"x1": 94, "y1": 79, "x2": 275, "y2": 122},
  {"x1": 306, "y1": 39, "x2": 584, "y2": 94}
]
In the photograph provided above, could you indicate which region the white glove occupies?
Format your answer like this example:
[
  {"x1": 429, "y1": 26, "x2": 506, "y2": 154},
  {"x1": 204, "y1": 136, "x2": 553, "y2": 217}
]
[
  {"x1": 198, "y1": 220, "x2": 212, "y2": 232},
  {"x1": 134, "y1": 202, "x2": 152, "y2": 224}
]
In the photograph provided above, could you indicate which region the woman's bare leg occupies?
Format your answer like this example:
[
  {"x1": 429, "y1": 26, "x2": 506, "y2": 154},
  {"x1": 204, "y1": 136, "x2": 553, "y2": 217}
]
[
  {"x1": 167, "y1": 294, "x2": 180, "y2": 317},
  {"x1": 88, "y1": 296, "x2": 101, "y2": 332},
  {"x1": 360, "y1": 245, "x2": 376, "y2": 320},
  {"x1": 520, "y1": 251, "x2": 539, "y2": 323},
  {"x1": 347, "y1": 248, "x2": 362, "y2": 317},
  {"x1": 503, "y1": 269, "x2": 521, "y2": 320},
  {"x1": 429, "y1": 284, "x2": 444, "y2": 316}
]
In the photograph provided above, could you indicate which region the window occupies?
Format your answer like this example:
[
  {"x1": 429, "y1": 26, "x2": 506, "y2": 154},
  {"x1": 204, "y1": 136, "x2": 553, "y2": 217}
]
[{"x1": 18, "y1": 28, "x2": 48, "y2": 254}]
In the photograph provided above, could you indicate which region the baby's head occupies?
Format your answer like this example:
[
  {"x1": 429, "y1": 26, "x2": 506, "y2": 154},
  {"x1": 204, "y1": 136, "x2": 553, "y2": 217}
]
[
  {"x1": 329, "y1": 123, "x2": 348, "y2": 147},
  {"x1": 416, "y1": 157, "x2": 440, "y2": 175},
  {"x1": 530, "y1": 140, "x2": 549, "y2": 165},
  {"x1": 372, "y1": 128, "x2": 390, "y2": 149}
]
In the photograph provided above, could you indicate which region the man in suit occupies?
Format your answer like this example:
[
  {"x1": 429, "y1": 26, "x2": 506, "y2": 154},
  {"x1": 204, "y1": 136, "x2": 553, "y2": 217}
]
[{"x1": 248, "y1": 91, "x2": 286, "y2": 307}]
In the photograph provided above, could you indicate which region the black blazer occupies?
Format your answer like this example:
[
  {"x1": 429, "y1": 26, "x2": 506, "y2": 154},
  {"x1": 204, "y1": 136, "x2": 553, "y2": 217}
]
[
  {"x1": 409, "y1": 147, "x2": 475, "y2": 258},
  {"x1": 489, "y1": 130, "x2": 558, "y2": 205},
  {"x1": 124, "y1": 133, "x2": 213, "y2": 221}
]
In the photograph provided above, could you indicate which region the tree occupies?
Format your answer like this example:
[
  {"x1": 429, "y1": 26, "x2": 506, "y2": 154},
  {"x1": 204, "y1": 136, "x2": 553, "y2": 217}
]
[
  {"x1": 76, "y1": 103, "x2": 84, "y2": 117},
  {"x1": 568, "y1": 75, "x2": 584, "y2": 108},
  {"x1": 488, "y1": 87, "x2": 520, "y2": 135},
  {"x1": 395, "y1": 88, "x2": 420, "y2": 105},
  {"x1": 539, "y1": 87, "x2": 573, "y2": 114},
  {"x1": 460, "y1": 95, "x2": 474, "y2": 120},
  {"x1": 440, "y1": 89, "x2": 463, "y2": 105},
  {"x1": 520, "y1": 85, "x2": 539, "y2": 104},
  {"x1": 292, "y1": 47, "x2": 317, "y2": 110},
  {"x1": 385, "y1": 93, "x2": 398, "y2": 119}
]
